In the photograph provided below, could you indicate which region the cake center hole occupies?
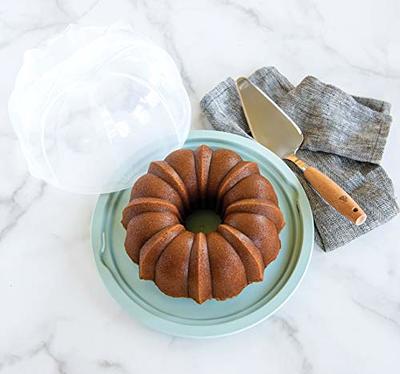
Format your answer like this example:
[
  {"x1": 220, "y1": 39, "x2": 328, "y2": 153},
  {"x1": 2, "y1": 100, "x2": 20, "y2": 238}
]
[{"x1": 184, "y1": 209, "x2": 222, "y2": 233}]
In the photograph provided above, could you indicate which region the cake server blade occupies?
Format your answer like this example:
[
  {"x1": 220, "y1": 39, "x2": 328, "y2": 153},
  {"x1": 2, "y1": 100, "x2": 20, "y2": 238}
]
[{"x1": 236, "y1": 77, "x2": 367, "y2": 225}]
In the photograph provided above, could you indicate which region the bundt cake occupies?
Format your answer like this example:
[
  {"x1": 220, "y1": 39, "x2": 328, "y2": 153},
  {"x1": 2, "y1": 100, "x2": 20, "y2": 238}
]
[{"x1": 122, "y1": 145, "x2": 285, "y2": 303}]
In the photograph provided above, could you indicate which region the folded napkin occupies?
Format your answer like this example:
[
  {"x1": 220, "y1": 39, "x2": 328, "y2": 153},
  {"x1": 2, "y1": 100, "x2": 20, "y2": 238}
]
[{"x1": 200, "y1": 67, "x2": 399, "y2": 251}]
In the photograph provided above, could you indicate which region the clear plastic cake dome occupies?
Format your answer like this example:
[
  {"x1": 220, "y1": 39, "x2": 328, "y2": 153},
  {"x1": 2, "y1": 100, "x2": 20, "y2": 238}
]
[{"x1": 9, "y1": 23, "x2": 191, "y2": 194}]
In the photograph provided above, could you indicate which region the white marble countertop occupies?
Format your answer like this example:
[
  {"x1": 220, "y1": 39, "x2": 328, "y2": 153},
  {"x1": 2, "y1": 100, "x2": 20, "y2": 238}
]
[{"x1": 1, "y1": 1, "x2": 400, "y2": 373}]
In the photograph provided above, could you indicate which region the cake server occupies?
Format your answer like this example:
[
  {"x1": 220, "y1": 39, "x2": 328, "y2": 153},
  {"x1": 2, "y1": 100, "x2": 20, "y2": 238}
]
[{"x1": 236, "y1": 77, "x2": 367, "y2": 225}]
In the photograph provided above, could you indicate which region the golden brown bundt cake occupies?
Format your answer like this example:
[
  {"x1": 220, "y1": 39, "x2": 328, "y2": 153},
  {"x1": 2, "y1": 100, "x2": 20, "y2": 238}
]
[{"x1": 122, "y1": 145, "x2": 285, "y2": 303}]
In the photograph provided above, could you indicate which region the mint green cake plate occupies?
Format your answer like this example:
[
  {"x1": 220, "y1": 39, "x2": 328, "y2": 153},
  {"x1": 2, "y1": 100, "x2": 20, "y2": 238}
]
[{"x1": 91, "y1": 130, "x2": 314, "y2": 338}]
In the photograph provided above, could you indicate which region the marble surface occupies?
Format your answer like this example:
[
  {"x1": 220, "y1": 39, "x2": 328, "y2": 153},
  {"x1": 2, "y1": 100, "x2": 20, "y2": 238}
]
[{"x1": 1, "y1": 0, "x2": 400, "y2": 373}]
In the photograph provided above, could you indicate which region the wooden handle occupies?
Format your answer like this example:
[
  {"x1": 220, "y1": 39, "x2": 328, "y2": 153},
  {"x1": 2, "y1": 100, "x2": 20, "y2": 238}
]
[
  {"x1": 304, "y1": 167, "x2": 367, "y2": 225},
  {"x1": 288, "y1": 156, "x2": 367, "y2": 225}
]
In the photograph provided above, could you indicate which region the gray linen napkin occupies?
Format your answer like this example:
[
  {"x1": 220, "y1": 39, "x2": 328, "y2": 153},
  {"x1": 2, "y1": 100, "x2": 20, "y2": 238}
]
[{"x1": 200, "y1": 67, "x2": 399, "y2": 251}]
